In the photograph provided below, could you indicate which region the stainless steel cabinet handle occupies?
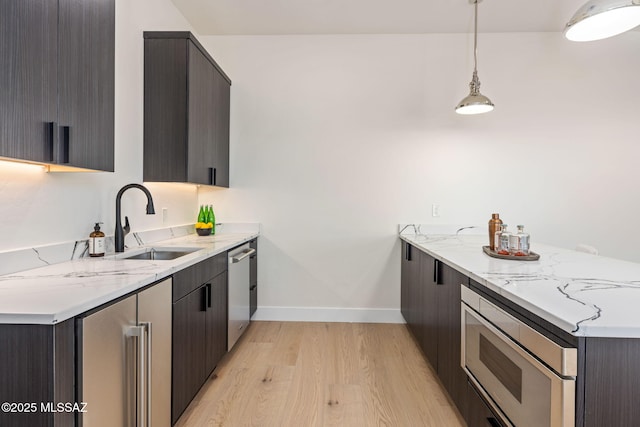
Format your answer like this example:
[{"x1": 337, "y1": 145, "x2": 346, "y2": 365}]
[
  {"x1": 128, "y1": 323, "x2": 151, "y2": 427},
  {"x1": 231, "y1": 248, "x2": 256, "y2": 263},
  {"x1": 141, "y1": 321, "x2": 152, "y2": 427}
]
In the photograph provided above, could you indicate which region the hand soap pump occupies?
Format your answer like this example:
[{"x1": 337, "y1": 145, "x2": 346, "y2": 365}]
[{"x1": 89, "y1": 222, "x2": 105, "y2": 257}]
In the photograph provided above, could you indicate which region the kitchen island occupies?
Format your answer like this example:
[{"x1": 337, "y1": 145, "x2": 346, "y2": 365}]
[{"x1": 399, "y1": 224, "x2": 640, "y2": 427}]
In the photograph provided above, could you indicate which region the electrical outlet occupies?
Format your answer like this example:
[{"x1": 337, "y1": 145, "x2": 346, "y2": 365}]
[
  {"x1": 432, "y1": 204, "x2": 441, "y2": 217},
  {"x1": 162, "y1": 208, "x2": 168, "y2": 224}
]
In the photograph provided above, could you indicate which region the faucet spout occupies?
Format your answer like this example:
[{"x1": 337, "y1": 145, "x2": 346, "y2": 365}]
[{"x1": 115, "y1": 184, "x2": 155, "y2": 252}]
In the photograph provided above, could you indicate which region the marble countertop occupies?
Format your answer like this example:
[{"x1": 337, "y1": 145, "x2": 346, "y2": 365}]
[
  {"x1": 400, "y1": 226, "x2": 640, "y2": 338},
  {"x1": 0, "y1": 229, "x2": 259, "y2": 325}
]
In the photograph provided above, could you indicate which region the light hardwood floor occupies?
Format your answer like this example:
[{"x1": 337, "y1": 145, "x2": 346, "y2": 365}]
[{"x1": 176, "y1": 321, "x2": 466, "y2": 427}]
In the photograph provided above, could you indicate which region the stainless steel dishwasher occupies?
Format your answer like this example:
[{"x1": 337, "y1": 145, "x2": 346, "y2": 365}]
[{"x1": 228, "y1": 243, "x2": 255, "y2": 350}]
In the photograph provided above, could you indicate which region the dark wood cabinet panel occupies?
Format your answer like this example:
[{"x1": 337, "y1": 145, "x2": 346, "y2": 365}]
[
  {"x1": 0, "y1": 0, "x2": 114, "y2": 171},
  {"x1": 173, "y1": 251, "x2": 227, "y2": 302},
  {"x1": 0, "y1": 0, "x2": 57, "y2": 164},
  {"x1": 172, "y1": 252, "x2": 230, "y2": 424},
  {"x1": 0, "y1": 320, "x2": 75, "y2": 427},
  {"x1": 205, "y1": 272, "x2": 228, "y2": 374},
  {"x1": 419, "y1": 252, "x2": 438, "y2": 369},
  {"x1": 211, "y1": 64, "x2": 230, "y2": 187},
  {"x1": 186, "y1": 42, "x2": 216, "y2": 185},
  {"x1": 249, "y1": 239, "x2": 258, "y2": 318},
  {"x1": 57, "y1": 0, "x2": 114, "y2": 171},
  {"x1": 438, "y1": 262, "x2": 468, "y2": 412},
  {"x1": 583, "y1": 337, "x2": 640, "y2": 427},
  {"x1": 144, "y1": 32, "x2": 231, "y2": 186},
  {"x1": 466, "y1": 381, "x2": 506, "y2": 427},
  {"x1": 400, "y1": 242, "x2": 468, "y2": 418},
  {"x1": 172, "y1": 287, "x2": 207, "y2": 425}
]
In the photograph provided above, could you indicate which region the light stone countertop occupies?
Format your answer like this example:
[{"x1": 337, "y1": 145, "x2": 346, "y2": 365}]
[
  {"x1": 0, "y1": 226, "x2": 259, "y2": 325},
  {"x1": 400, "y1": 225, "x2": 640, "y2": 338}
]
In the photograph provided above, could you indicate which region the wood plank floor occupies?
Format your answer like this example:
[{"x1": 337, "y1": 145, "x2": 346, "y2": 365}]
[{"x1": 176, "y1": 321, "x2": 466, "y2": 427}]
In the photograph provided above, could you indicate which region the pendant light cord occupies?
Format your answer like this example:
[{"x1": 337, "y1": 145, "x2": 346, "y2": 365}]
[{"x1": 473, "y1": 0, "x2": 478, "y2": 74}]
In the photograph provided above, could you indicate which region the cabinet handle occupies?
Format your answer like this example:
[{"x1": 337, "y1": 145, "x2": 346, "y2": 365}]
[
  {"x1": 487, "y1": 417, "x2": 501, "y2": 427},
  {"x1": 127, "y1": 324, "x2": 149, "y2": 427},
  {"x1": 405, "y1": 243, "x2": 412, "y2": 262},
  {"x1": 208, "y1": 167, "x2": 216, "y2": 185},
  {"x1": 206, "y1": 283, "x2": 212, "y2": 308},
  {"x1": 60, "y1": 126, "x2": 70, "y2": 164},
  {"x1": 46, "y1": 122, "x2": 56, "y2": 162},
  {"x1": 434, "y1": 259, "x2": 443, "y2": 285},
  {"x1": 201, "y1": 286, "x2": 208, "y2": 312}
]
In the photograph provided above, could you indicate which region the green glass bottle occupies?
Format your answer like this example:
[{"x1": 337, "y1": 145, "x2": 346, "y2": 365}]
[
  {"x1": 209, "y1": 204, "x2": 216, "y2": 234},
  {"x1": 197, "y1": 205, "x2": 205, "y2": 224}
]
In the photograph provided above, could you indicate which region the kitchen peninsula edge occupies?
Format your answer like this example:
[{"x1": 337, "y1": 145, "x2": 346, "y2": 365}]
[{"x1": 399, "y1": 224, "x2": 640, "y2": 338}]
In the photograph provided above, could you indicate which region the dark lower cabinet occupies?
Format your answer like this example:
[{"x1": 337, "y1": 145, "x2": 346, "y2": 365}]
[
  {"x1": 0, "y1": 321, "x2": 75, "y2": 427},
  {"x1": 0, "y1": 0, "x2": 114, "y2": 171},
  {"x1": 172, "y1": 264, "x2": 228, "y2": 424},
  {"x1": 583, "y1": 337, "x2": 640, "y2": 427},
  {"x1": 400, "y1": 241, "x2": 467, "y2": 412},
  {"x1": 249, "y1": 239, "x2": 258, "y2": 318},
  {"x1": 437, "y1": 262, "x2": 468, "y2": 412},
  {"x1": 172, "y1": 285, "x2": 207, "y2": 425},
  {"x1": 466, "y1": 381, "x2": 506, "y2": 427},
  {"x1": 205, "y1": 272, "x2": 228, "y2": 374}
]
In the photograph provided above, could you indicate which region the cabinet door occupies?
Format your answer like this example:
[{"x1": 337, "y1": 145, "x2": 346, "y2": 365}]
[
  {"x1": 466, "y1": 381, "x2": 506, "y2": 427},
  {"x1": 437, "y1": 263, "x2": 468, "y2": 412},
  {"x1": 401, "y1": 242, "x2": 421, "y2": 335},
  {"x1": 57, "y1": 0, "x2": 114, "y2": 171},
  {"x1": 212, "y1": 66, "x2": 230, "y2": 187},
  {"x1": 205, "y1": 272, "x2": 228, "y2": 374},
  {"x1": 249, "y1": 239, "x2": 258, "y2": 317},
  {"x1": 172, "y1": 287, "x2": 207, "y2": 424},
  {"x1": 187, "y1": 42, "x2": 216, "y2": 185},
  {"x1": 420, "y1": 252, "x2": 439, "y2": 369},
  {"x1": 0, "y1": 0, "x2": 57, "y2": 163}
]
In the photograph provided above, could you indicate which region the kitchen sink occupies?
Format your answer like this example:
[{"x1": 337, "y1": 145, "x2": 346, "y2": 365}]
[{"x1": 119, "y1": 247, "x2": 200, "y2": 261}]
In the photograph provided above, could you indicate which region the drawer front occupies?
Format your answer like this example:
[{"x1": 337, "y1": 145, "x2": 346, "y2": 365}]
[{"x1": 173, "y1": 252, "x2": 227, "y2": 302}]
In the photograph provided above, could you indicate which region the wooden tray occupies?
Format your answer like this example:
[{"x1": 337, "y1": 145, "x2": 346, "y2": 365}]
[{"x1": 482, "y1": 246, "x2": 540, "y2": 261}]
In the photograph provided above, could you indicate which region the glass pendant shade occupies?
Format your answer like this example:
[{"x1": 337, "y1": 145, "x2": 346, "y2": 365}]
[{"x1": 565, "y1": 0, "x2": 640, "y2": 41}]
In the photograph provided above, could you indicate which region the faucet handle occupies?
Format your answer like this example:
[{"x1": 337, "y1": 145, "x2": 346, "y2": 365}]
[{"x1": 123, "y1": 216, "x2": 131, "y2": 235}]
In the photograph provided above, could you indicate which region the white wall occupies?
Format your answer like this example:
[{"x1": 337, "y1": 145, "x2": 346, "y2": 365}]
[
  {"x1": 0, "y1": 0, "x2": 200, "y2": 252},
  {"x1": 198, "y1": 33, "x2": 640, "y2": 320}
]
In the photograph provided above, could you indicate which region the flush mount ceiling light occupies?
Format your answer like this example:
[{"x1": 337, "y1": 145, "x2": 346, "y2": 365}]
[
  {"x1": 565, "y1": 0, "x2": 640, "y2": 41},
  {"x1": 455, "y1": 0, "x2": 494, "y2": 115}
]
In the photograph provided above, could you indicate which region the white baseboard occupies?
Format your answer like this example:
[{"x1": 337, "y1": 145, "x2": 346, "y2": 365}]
[{"x1": 251, "y1": 306, "x2": 405, "y2": 324}]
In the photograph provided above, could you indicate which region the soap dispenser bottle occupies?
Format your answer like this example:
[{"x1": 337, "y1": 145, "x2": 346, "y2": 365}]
[{"x1": 89, "y1": 223, "x2": 105, "y2": 257}]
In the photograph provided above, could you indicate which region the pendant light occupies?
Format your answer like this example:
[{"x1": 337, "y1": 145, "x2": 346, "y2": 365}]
[
  {"x1": 455, "y1": 0, "x2": 494, "y2": 115},
  {"x1": 565, "y1": 0, "x2": 640, "y2": 41}
]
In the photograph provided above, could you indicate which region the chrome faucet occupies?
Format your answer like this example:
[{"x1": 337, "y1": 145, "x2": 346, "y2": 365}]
[{"x1": 115, "y1": 184, "x2": 155, "y2": 252}]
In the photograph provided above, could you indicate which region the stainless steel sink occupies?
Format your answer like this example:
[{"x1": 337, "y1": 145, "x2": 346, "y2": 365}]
[{"x1": 119, "y1": 247, "x2": 200, "y2": 261}]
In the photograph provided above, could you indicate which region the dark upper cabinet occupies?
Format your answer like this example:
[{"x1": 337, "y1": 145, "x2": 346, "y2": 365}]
[
  {"x1": 0, "y1": 0, "x2": 114, "y2": 171},
  {"x1": 57, "y1": 0, "x2": 115, "y2": 171},
  {"x1": 144, "y1": 32, "x2": 231, "y2": 187}
]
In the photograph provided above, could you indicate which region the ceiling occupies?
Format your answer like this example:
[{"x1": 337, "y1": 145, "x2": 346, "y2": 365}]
[{"x1": 170, "y1": 0, "x2": 586, "y2": 36}]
